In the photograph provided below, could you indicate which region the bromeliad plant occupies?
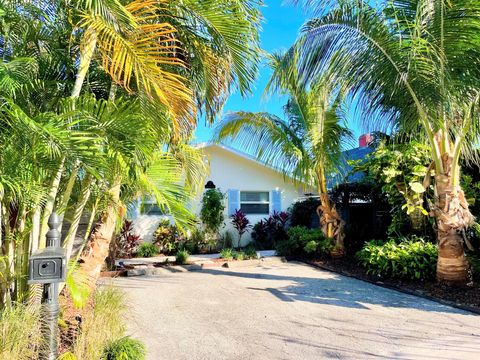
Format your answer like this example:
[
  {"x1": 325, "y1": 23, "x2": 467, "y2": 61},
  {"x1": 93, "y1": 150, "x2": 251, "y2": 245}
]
[
  {"x1": 292, "y1": 0, "x2": 480, "y2": 284},
  {"x1": 231, "y1": 210, "x2": 252, "y2": 249}
]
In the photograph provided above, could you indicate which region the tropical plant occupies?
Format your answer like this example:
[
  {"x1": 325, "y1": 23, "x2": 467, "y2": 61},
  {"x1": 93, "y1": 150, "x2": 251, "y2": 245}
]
[
  {"x1": 113, "y1": 220, "x2": 142, "y2": 259},
  {"x1": 357, "y1": 237, "x2": 438, "y2": 280},
  {"x1": 135, "y1": 243, "x2": 159, "y2": 258},
  {"x1": 251, "y1": 211, "x2": 289, "y2": 249},
  {"x1": 288, "y1": 198, "x2": 321, "y2": 228},
  {"x1": 214, "y1": 52, "x2": 352, "y2": 255},
  {"x1": 102, "y1": 337, "x2": 146, "y2": 360},
  {"x1": 200, "y1": 189, "x2": 225, "y2": 238},
  {"x1": 292, "y1": 0, "x2": 480, "y2": 284},
  {"x1": 175, "y1": 250, "x2": 190, "y2": 265},
  {"x1": 153, "y1": 219, "x2": 184, "y2": 255},
  {"x1": 244, "y1": 244, "x2": 258, "y2": 259},
  {"x1": 231, "y1": 209, "x2": 251, "y2": 248},
  {"x1": 220, "y1": 248, "x2": 235, "y2": 260},
  {"x1": 355, "y1": 141, "x2": 434, "y2": 235},
  {"x1": 276, "y1": 226, "x2": 333, "y2": 257}
]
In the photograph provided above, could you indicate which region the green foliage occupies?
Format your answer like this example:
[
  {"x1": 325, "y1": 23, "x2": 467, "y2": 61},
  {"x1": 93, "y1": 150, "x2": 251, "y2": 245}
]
[
  {"x1": 251, "y1": 211, "x2": 289, "y2": 250},
  {"x1": 102, "y1": 337, "x2": 146, "y2": 360},
  {"x1": 135, "y1": 243, "x2": 159, "y2": 258},
  {"x1": 65, "y1": 261, "x2": 91, "y2": 309},
  {"x1": 288, "y1": 198, "x2": 320, "y2": 228},
  {"x1": 356, "y1": 238, "x2": 438, "y2": 281},
  {"x1": 175, "y1": 250, "x2": 189, "y2": 265},
  {"x1": 220, "y1": 248, "x2": 235, "y2": 260},
  {"x1": 0, "y1": 303, "x2": 42, "y2": 360},
  {"x1": 244, "y1": 244, "x2": 258, "y2": 259},
  {"x1": 355, "y1": 141, "x2": 433, "y2": 236},
  {"x1": 72, "y1": 287, "x2": 127, "y2": 360},
  {"x1": 467, "y1": 254, "x2": 480, "y2": 282},
  {"x1": 233, "y1": 251, "x2": 245, "y2": 260},
  {"x1": 200, "y1": 189, "x2": 225, "y2": 235},
  {"x1": 276, "y1": 226, "x2": 333, "y2": 257},
  {"x1": 153, "y1": 219, "x2": 184, "y2": 255}
]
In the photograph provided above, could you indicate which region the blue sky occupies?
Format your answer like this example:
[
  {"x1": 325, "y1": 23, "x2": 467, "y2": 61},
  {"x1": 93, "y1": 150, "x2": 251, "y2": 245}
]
[{"x1": 193, "y1": 0, "x2": 364, "y2": 148}]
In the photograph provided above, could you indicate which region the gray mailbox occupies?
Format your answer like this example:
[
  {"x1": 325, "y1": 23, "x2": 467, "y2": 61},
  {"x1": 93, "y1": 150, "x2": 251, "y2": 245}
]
[{"x1": 28, "y1": 247, "x2": 67, "y2": 284}]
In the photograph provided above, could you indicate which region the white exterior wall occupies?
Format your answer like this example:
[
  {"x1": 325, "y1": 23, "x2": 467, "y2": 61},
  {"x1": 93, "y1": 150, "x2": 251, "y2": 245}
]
[
  {"x1": 131, "y1": 144, "x2": 314, "y2": 247},
  {"x1": 194, "y1": 145, "x2": 312, "y2": 246}
]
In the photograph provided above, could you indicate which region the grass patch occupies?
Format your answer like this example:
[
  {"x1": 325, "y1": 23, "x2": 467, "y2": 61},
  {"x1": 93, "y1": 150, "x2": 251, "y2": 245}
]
[{"x1": 0, "y1": 303, "x2": 43, "y2": 360}]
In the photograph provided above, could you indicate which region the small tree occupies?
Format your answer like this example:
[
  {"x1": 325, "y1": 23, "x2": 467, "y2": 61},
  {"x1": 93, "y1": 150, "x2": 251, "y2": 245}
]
[
  {"x1": 231, "y1": 209, "x2": 251, "y2": 249},
  {"x1": 200, "y1": 189, "x2": 225, "y2": 240}
]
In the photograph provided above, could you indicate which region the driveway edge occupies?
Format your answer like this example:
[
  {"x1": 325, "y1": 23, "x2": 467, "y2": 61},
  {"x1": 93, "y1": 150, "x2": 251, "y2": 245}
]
[{"x1": 300, "y1": 259, "x2": 480, "y2": 315}]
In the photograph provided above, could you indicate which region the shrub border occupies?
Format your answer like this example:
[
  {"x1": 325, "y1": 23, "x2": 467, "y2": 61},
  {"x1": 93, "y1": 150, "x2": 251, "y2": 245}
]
[{"x1": 298, "y1": 259, "x2": 480, "y2": 316}]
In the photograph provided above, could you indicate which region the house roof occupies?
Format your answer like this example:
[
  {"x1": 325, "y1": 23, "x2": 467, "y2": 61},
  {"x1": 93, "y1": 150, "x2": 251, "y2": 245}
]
[
  {"x1": 196, "y1": 142, "x2": 308, "y2": 186},
  {"x1": 196, "y1": 142, "x2": 374, "y2": 190}
]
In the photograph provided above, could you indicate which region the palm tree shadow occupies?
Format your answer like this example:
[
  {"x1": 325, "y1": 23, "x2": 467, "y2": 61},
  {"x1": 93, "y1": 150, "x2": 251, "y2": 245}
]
[{"x1": 200, "y1": 266, "x2": 476, "y2": 315}]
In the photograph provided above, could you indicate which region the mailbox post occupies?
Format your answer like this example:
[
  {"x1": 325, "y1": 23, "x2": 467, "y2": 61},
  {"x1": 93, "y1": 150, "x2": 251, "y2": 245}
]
[{"x1": 28, "y1": 212, "x2": 66, "y2": 360}]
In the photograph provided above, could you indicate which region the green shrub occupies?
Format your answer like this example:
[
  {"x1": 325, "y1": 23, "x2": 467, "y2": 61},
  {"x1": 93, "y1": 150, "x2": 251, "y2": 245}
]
[
  {"x1": 153, "y1": 219, "x2": 184, "y2": 254},
  {"x1": 200, "y1": 189, "x2": 225, "y2": 235},
  {"x1": 102, "y1": 336, "x2": 146, "y2": 360},
  {"x1": 244, "y1": 244, "x2": 258, "y2": 259},
  {"x1": 356, "y1": 238, "x2": 438, "y2": 280},
  {"x1": 135, "y1": 243, "x2": 159, "y2": 258},
  {"x1": 220, "y1": 248, "x2": 234, "y2": 260},
  {"x1": 175, "y1": 250, "x2": 189, "y2": 265},
  {"x1": 276, "y1": 226, "x2": 333, "y2": 257},
  {"x1": 467, "y1": 254, "x2": 480, "y2": 281},
  {"x1": 233, "y1": 251, "x2": 245, "y2": 260}
]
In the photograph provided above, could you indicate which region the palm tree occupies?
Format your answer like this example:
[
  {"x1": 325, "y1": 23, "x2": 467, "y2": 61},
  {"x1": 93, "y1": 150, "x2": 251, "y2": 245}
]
[
  {"x1": 213, "y1": 53, "x2": 351, "y2": 254},
  {"x1": 291, "y1": 0, "x2": 480, "y2": 283}
]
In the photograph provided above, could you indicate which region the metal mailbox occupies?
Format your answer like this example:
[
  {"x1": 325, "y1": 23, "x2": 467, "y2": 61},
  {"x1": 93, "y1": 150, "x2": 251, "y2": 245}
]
[{"x1": 28, "y1": 247, "x2": 67, "y2": 284}]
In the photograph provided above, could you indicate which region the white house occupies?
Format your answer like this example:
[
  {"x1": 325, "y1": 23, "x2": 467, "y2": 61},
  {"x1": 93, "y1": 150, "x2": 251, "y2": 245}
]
[{"x1": 130, "y1": 143, "x2": 315, "y2": 245}]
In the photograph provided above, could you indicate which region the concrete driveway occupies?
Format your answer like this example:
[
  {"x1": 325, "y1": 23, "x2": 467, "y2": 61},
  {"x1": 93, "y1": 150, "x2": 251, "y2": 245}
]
[{"x1": 106, "y1": 261, "x2": 480, "y2": 360}]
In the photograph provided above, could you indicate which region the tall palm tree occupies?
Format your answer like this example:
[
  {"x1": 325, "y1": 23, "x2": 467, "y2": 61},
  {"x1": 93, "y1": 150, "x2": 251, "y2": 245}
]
[
  {"x1": 213, "y1": 53, "x2": 351, "y2": 253},
  {"x1": 291, "y1": 0, "x2": 480, "y2": 283}
]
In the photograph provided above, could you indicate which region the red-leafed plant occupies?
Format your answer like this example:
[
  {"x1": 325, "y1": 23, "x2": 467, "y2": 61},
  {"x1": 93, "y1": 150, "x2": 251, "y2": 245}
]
[
  {"x1": 115, "y1": 220, "x2": 141, "y2": 258},
  {"x1": 231, "y1": 209, "x2": 251, "y2": 249}
]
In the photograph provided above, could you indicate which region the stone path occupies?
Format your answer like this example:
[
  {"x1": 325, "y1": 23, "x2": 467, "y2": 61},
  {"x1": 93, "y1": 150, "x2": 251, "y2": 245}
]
[{"x1": 105, "y1": 261, "x2": 480, "y2": 360}]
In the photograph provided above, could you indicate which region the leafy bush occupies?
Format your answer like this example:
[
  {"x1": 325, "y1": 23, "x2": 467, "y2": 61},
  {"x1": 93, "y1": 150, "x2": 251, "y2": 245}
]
[
  {"x1": 153, "y1": 219, "x2": 184, "y2": 254},
  {"x1": 113, "y1": 220, "x2": 141, "y2": 258},
  {"x1": 200, "y1": 189, "x2": 225, "y2": 235},
  {"x1": 276, "y1": 226, "x2": 333, "y2": 257},
  {"x1": 356, "y1": 238, "x2": 438, "y2": 280},
  {"x1": 175, "y1": 250, "x2": 189, "y2": 265},
  {"x1": 288, "y1": 198, "x2": 320, "y2": 228},
  {"x1": 220, "y1": 248, "x2": 234, "y2": 260},
  {"x1": 467, "y1": 254, "x2": 480, "y2": 282},
  {"x1": 102, "y1": 337, "x2": 146, "y2": 360},
  {"x1": 244, "y1": 244, "x2": 258, "y2": 259},
  {"x1": 233, "y1": 251, "x2": 245, "y2": 260},
  {"x1": 251, "y1": 211, "x2": 289, "y2": 250},
  {"x1": 135, "y1": 242, "x2": 159, "y2": 258}
]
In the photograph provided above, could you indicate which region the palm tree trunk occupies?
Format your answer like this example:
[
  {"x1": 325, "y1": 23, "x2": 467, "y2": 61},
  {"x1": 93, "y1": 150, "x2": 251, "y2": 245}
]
[
  {"x1": 64, "y1": 174, "x2": 93, "y2": 261},
  {"x1": 79, "y1": 179, "x2": 122, "y2": 289},
  {"x1": 71, "y1": 27, "x2": 98, "y2": 98},
  {"x1": 316, "y1": 167, "x2": 345, "y2": 256},
  {"x1": 434, "y1": 173, "x2": 473, "y2": 284}
]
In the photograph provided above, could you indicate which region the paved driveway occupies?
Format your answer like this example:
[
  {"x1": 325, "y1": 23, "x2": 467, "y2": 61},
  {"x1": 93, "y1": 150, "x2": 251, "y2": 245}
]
[{"x1": 107, "y1": 261, "x2": 480, "y2": 360}]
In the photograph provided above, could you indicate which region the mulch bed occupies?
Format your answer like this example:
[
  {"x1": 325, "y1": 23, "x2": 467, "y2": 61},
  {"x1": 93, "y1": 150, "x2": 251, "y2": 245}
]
[{"x1": 301, "y1": 256, "x2": 480, "y2": 314}]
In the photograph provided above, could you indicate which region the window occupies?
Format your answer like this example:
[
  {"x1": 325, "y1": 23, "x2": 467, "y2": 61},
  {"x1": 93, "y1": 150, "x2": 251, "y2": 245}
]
[
  {"x1": 240, "y1": 191, "x2": 270, "y2": 215},
  {"x1": 140, "y1": 197, "x2": 165, "y2": 215}
]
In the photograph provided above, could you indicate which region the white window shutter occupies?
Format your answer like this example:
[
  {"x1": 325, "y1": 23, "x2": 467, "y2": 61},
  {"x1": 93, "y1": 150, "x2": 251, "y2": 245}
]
[
  {"x1": 228, "y1": 189, "x2": 240, "y2": 215},
  {"x1": 271, "y1": 190, "x2": 281, "y2": 213}
]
